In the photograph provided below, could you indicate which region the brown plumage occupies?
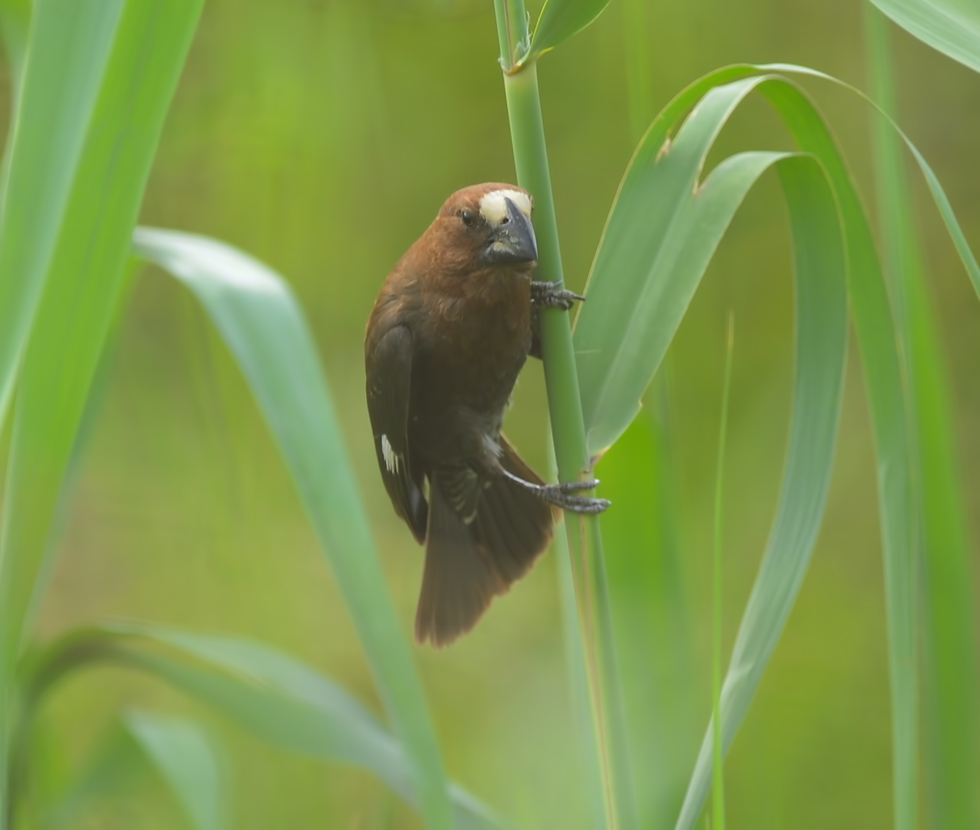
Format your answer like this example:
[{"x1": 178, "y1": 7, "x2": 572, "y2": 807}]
[{"x1": 365, "y1": 183, "x2": 607, "y2": 647}]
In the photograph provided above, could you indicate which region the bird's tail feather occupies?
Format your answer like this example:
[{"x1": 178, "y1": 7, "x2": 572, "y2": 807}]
[{"x1": 415, "y1": 437, "x2": 555, "y2": 647}]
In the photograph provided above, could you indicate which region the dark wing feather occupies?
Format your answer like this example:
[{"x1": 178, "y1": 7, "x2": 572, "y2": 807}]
[
  {"x1": 416, "y1": 438, "x2": 555, "y2": 647},
  {"x1": 366, "y1": 325, "x2": 427, "y2": 542}
]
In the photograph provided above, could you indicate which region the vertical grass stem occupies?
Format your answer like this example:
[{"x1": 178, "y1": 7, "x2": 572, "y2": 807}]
[
  {"x1": 711, "y1": 314, "x2": 734, "y2": 830},
  {"x1": 494, "y1": 1, "x2": 637, "y2": 827}
]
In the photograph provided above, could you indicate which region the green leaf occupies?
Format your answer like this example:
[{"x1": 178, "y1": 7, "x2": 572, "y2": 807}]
[
  {"x1": 865, "y1": 12, "x2": 977, "y2": 826},
  {"x1": 39, "y1": 712, "x2": 226, "y2": 830},
  {"x1": 0, "y1": 0, "x2": 145, "y2": 433},
  {"x1": 764, "y1": 60, "x2": 980, "y2": 827},
  {"x1": 0, "y1": 1, "x2": 202, "y2": 819},
  {"x1": 575, "y1": 60, "x2": 980, "y2": 825},
  {"x1": 0, "y1": 0, "x2": 202, "y2": 657},
  {"x1": 594, "y1": 415, "x2": 697, "y2": 827},
  {"x1": 123, "y1": 710, "x2": 227, "y2": 830},
  {"x1": 710, "y1": 317, "x2": 734, "y2": 830},
  {"x1": 41, "y1": 724, "x2": 145, "y2": 828},
  {"x1": 868, "y1": 0, "x2": 980, "y2": 74},
  {"x1": 131, "y1": 229, "x2": 456, "y2": 830},
  {"x1": 761, "y1": 63, "x2": 980, "y2": 300},
  {"x1": 574, "y1": 75, "x2": 851, "y2": 828},
  {"x1": 25, "y1": 625, "x2": 501, "y2": 829},
  {"x1": 527, "y1": 0, "x2": 610, "y2": 61},
  {"x1": 575, "y1": 91, "x2": 807, "y2": 456}
]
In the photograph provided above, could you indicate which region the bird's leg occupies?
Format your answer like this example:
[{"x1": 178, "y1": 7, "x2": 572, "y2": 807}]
[
  {"x1": 530, "y1": 280, "x2": 585, "y2": 310},
  {"x1": 500, "y1": 468, "x2": 611, "y2": 514}
]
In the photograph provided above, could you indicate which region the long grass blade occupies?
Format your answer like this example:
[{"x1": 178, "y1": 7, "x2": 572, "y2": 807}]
[
  {"x1": 594, "y1": 414, "x2": 696, "y2": 827},
  {"x1": 122, "y1": 710, "x2": 227, "y2": 830},
  {"x1": 868, "y1": 0, "x2": 980, "y2": 73},
  {"x1": 0, "y1": 0, "x2": 203, "y2": 665},
  {"x1": 768, "y1": 61, "x2": 980, "y2": 827},
  {"x1": 41, "y1": 723, "x2": 144, "y2": 828},
  {"x1": 676, "y1": 150, "x2": 848, "y2": 829},
  {"x1": 576, "y1": 61, "x2": 980, "y2": 826},
  {"x1": 131, "y1": 229, "x2": 455, "y2": 830},
  {"x1": 575, "y1": 83, "x2": 837, "y2": 458},
  {"x1": 616, "y1": 25, "x2": 696, "y2": 822},
  {"x1": 526, "y1": 0, "x2": 610, "y2": 61},
  {"x1": 865, "y1": 10, "x2": 977, "y2": 826},
  {"x1": 0, "y1": 4, "x2": 202, "y2": 824},
  {"x1": 0, "y1": 0, "x2": 120, "y2": 434},
  {"x1": 570, "y1": 74, "x2": 851, "y2": 827},
  {"x1": 739, "y1": 57, "x2": 980, "y2": 830},
  {"x1": 711, "y1": 316, "x2": 734, "y2": 830},
  {"x1": 760, "y1": 63, "x2": 980, "y2": 299},
  {"x1": 22, "y1": 625, "x2": 499, "y2": 829}
]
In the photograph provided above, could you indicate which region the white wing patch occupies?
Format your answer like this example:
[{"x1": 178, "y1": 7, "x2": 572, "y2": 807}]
[
  {"x1": 380, "y1": 434, "x2": 402, "y2": 474},
  {"x1": 479, "y1": 189, "x2": 532, "y2": 225}
]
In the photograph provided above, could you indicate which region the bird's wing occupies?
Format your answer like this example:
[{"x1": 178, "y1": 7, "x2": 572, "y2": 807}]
[
  {"x1": 436, "y1": 465, "x2": 482, "y2": 525},
  {"x1": 366, "y1": 325, "x2": 428, "y2": 542}
]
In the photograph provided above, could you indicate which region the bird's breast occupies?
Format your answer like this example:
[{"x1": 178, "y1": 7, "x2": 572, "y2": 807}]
[{"x1": 416, "y1": 272, "x2": 531, "y2": 411}]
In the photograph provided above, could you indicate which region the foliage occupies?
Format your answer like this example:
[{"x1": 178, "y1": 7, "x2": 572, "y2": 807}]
[{"x1": 0, "y1": 0, "x2": 977, "y2": 827}]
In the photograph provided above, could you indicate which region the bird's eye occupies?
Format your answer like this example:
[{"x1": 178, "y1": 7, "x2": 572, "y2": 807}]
[{"x1": 460, "y1": 209, "x2": 475, "y2": 228}]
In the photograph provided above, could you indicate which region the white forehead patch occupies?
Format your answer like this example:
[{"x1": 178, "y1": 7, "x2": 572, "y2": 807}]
[{"x1": 479, "y1": 189, "x2": 532, "y2": 225}]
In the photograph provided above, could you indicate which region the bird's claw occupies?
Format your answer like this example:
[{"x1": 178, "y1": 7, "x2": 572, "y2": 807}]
[
  {"x1": 500, "y1": 469, "x2": 610, "y2": 514},
  {"x1": 537, "y1": 479, "x2": 610, "y2": 514},
  {"x1": 531, "y1": 280, "x2": 585, "y2": 310}
]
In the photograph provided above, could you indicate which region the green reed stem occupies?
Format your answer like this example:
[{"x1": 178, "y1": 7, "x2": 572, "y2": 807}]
[
  {"x1": 711, "y1": 314, "x2": 734, "y2": 830},
  {"x1": 493, "y1": 2, "x2": 638, "y2": 828}
]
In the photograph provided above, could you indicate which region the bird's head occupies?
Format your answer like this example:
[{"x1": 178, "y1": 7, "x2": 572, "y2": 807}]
[{"x1": 433, "y1": 183, "x2": 538, "y2": 271}]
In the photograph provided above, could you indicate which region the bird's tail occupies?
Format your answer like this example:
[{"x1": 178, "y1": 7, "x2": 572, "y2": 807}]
[{"x1": 415, "y1": 437, "x2": 556, "y2": 647}]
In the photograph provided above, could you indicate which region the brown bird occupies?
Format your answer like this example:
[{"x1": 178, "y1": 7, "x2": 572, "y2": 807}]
[{"x1": 365, "y1": 183, "x2": 609, "y2": 647}]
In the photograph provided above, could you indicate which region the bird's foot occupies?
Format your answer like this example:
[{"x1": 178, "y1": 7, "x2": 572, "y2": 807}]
[
  {"x1": 531, "y1": 281, "x2": 585, "y2": 310},
  {"x1": 501, "y1": 469, "x2": 610, "y2": 514},
  {"x1": 538, "y1": 480, "x2": 611, "y2": 514}
]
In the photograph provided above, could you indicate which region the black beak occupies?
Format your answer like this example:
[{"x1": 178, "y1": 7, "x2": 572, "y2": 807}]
[{"x1": 485, "y1": 196, "x2": 538, "y2": 265}]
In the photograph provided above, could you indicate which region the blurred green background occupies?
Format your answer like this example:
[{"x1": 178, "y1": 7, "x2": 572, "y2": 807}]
[{"x1": 10, "y1": 0, "x2": 979, "y2": 826}]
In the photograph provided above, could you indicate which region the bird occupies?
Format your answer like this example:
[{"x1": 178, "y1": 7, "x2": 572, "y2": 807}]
[{"x1": 365, "y1": 182, "x2": 609, "y2": 647}]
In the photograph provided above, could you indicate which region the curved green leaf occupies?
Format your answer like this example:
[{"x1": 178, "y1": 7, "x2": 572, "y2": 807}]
[
  {"x1": 131, "y1": 228, "x2": 455, "y2": 830},
  {"x1": 575, "y1": 84, "x2": 807, "y2": 456},
  {"x1": 764, "y1": 61, "x2": 979, "y2": 827},
  {"x1": 24, "y1": 625, "x2": 501, "y2": 829},
  {"x1": 678, "y1": 148, "x2": 847, "y2": 829},
  {"x1": 577, "y1": 60, "x2": 980, "y2": 826},
  {"x1": 527, "y1": 0, "x2": 609, "y2": 61},
  {"x1": 573, "y1": 75, "x2": 850, "y2": 829},
  {"x1": 123, "y1": 710, "x2": 227, "y2": 830},
  {"x1": 869, "y1": 0, "x2": 980, "y2": 74},
  {"x1": 761, "y1": 62, "x2": 980, "y2": 299}
]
